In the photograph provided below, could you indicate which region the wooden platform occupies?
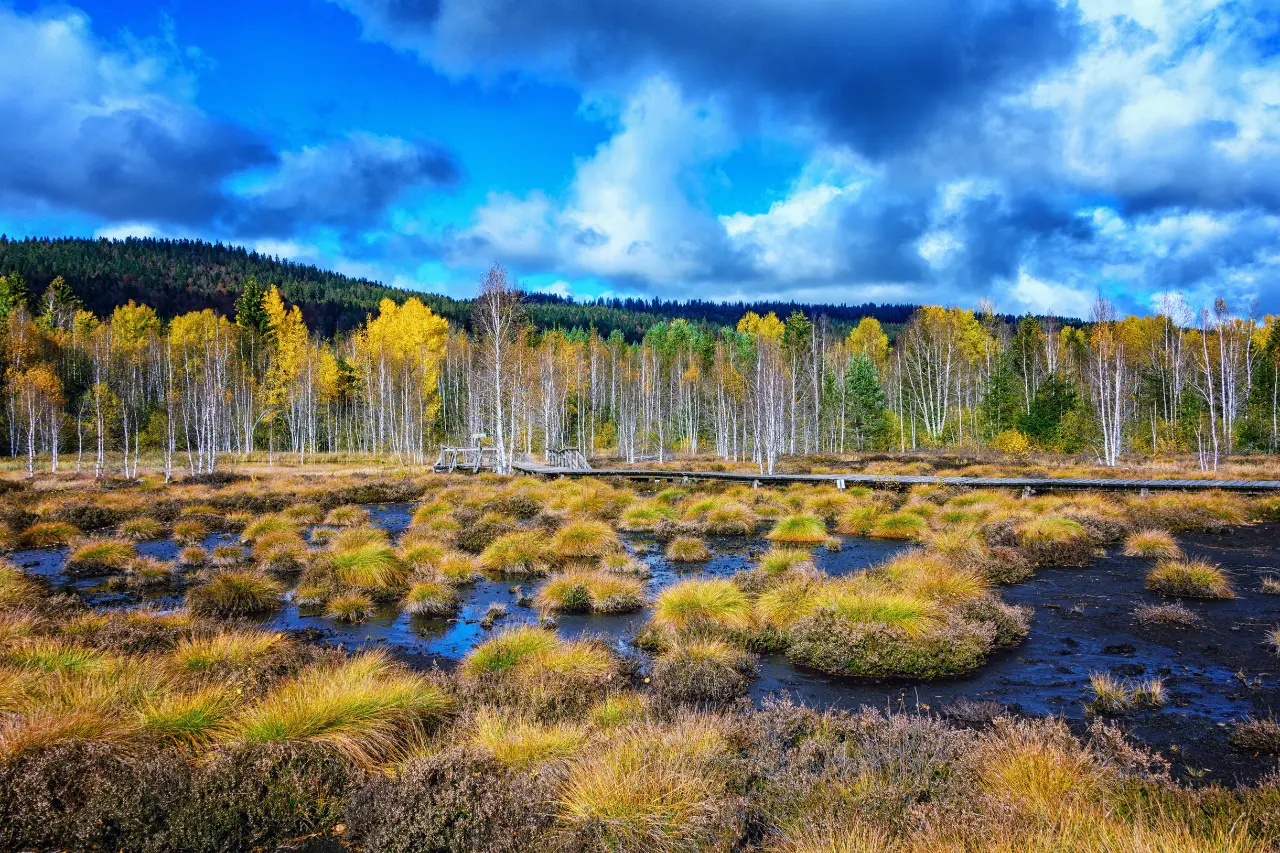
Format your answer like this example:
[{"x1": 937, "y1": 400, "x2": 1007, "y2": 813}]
[{"x1": 509, "y1": 461, "x2": 1280, "y2": 494}]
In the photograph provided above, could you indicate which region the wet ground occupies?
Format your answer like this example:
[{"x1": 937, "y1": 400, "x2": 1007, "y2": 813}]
[{"x1": 12, "y1": 503, "x2": 1280, "y2": 784}]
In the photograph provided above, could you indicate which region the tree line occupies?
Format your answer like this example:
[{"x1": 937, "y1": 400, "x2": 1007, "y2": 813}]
[
  {"x1": 0, "y1": 258, "x2": 1275, "y2": 477},
  {"x1": 0, "y1": 236, "x2": 962, "y2": 342}
]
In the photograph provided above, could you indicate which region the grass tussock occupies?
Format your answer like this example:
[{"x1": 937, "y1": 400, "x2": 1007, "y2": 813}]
[
  {"x1": 470, "y1": 708, "x2": 588, "y2": 768},
  {"x1": 325, "y1": 591, "x2": 376, "y2": 622},
  {"x1": 117, "y1": 517, "x2": 165, "y2": 541},
  {"x1": 664, "y1": 535, "x2": 711, "y2": 563},
  {"x1": 461, "y1": 626, "x2": 619, "y2": 712},
  {"x1": 401, "y1": 580, "x2": 459, "y2": 617},
  {"x1": 552, "y1": 519, "x2": 621, "y2": 561},
  {"x1": 1134, "y1": 602, "x2": 1202, "y2": 628},
  {"x1": 535, "y1": 570, "x2": 645, "y2": 614},
  {"x1": 64, "y1": 538, "x2": 136, "y2": 576},
  {"x1": 1122, "y1": 529, "x2": 1182, "y2": 559},
  {"x1": 227, "y1": 651, "x2": 453, "y2": 765},
  {"x1": 868, "y1": 511, "x2": 928, "y2": 540},
  {"x1": 19, "y1": 520, "x2": 80, "y2": 548},
  {"x1": 651, "y1": 578, "x2": 753, "y2": 636},
  {"x1": 1146, "y1": 559, "x2": 1235, "y2": 599},
  {"x1": 171, "y1": 629, "x2": 283, "y2": 673},
  {"x1": 767, "y1": 514, "x2": 828, "y2": 545},
  {"x1": 187, "y1": 570, "x2": 284, "y2": 616},
  {"x1": 479, "y1": 531, "x2": 556, "y2": 577}
]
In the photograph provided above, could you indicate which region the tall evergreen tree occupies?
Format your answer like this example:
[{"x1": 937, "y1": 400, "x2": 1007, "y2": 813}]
[{"x1": 844, "y1": 354, "x2": 888, "y2": 450}]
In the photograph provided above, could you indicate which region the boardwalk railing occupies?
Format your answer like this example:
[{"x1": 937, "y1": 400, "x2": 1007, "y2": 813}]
[
  {"x1": 546, "y1": 446, "x2": 592, "y2": 471},
  {"x1": 434, "y1": 445, "x2": 497, "y2": 473},
  {"x1": 507, "y1": 462, "x2": 1280, "y2": 494}
]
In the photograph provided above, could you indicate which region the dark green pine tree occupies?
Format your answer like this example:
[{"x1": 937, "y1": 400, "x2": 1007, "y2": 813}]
[
  {"x1": 1241, "y1": 322, "x2": 1280, "y2": 450},
  {"x1": 844, "y1": 354, "x2": 888, "y2": 450},
  {"x1": 1019, "y1": 373, "x2": 1078, "y2": 445},
  {"x1": 981, "y1": 353, "x2": 1021, "y2": 438},
  {"x1": 0, "y1": 269, "x2": 28, "y2": 322},
  {"x1": 234, "y1": 276, "x2": 270, "y2": 335}
]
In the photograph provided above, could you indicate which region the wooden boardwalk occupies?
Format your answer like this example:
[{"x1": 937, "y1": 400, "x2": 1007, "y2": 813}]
[{"x1": 510, "y1": 461, "x2": 1280, "y2": 494}]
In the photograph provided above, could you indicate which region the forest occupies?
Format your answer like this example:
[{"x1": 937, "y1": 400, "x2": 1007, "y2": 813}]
[
  {"x1": 0, "y1": 251, "x2": 1275, "y2": 478},
  {"x1": 0, "y1": 236, "x2": 935, "y2": 341}
]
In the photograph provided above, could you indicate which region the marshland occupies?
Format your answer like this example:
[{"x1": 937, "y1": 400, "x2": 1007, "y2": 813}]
[{"x1": 2, "y1": 464, "x2": 1278, "y2": 852}]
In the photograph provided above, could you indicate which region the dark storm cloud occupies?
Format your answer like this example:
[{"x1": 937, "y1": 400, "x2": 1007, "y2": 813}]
[
  {"x1": 0, "y1": 105, "x2": 274, "y2": 225},
  {"x1": 231, "y1": 134, "x2": 461, "y2": 237},
  {"x1": 335, "y1": 0, "x2": 1084, "y2": 156}
]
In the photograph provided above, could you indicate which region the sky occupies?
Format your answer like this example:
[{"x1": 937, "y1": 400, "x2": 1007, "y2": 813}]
[{"x1": 0, "y1": 0, "x2": 1277, "y2": 318}]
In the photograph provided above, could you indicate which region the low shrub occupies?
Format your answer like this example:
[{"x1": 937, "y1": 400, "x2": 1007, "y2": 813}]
[
  {"x1": 1134, "y1": 602, "x2": 1201, "y2": 628},
  {"x1": 787, "y1": 609, "x2": 996, "y2": 679},
  {"x1": 1146, "y1": 559, "x2": 1235, "y2": 599},
  {"x1": 1229, "y1": 717, "x2": 1280, "y2": 754},
  {"x1": 651, "y1": 639, "x2": 757, "y2": 710},
  {"x1": 345, "y1": 747, "x2": 557, "y2": 853}
]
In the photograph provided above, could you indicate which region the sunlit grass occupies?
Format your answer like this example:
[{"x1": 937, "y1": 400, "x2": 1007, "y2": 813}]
[
  {"x1": 553, "y1": 519, "x2": 621, "y2": 560},
  {"x1": 651, "y1": 578, "x2": 753, "y2": 635},
  {"x1": 187, "y1": 570, "x2": 283, "y2": 616},
  {"x1": 64, "y1": 538, "x2": 136, "y2": 575},
  {"x1": 470, "y1": 708, "x2": 588, "y2": 768},
  {"x1": 227, "y1": 651, "x2": 453, "y2": 766},
  {"x1": 171, "y1": 629, "x2": 282, "y2": 673},
  {"x1": 767, "y1": 514, "x2": 828, "y2": 545},
  {"x1": 324, "y1": 504, "x2": 371, "y2": 527},
  {"x1": 1146, "y1": 559, "x2": 1235, "y2": 599},
  {"x1": 19, "y1": 520, "x2": 80, "y2": 548},
  {"x1": 330, "y1": 545, "x2": 409, "y2": 591},
  {"x1": 325, "y1": 591, "x2": 376, "y2": 622},
  {"x1": 868, "y1": 512, "x2": 927, "y2": 540},
  {"x1": 536, "y1": 569, "x2": 646, "y2": 614},
  {"x1": 1122, "y1": 529, "x2": 1182, "y2": 559},
  {"x1": 118, "y1": 517, "x2": 166, "y2": 541},
  {"x1": 479, "y1": 531, "x2": 556, "y2": 576}
]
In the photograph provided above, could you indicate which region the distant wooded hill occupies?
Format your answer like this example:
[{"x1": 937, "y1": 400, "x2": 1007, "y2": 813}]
[{"x1": 0, "y1": 235, "x2": 938, "y2": 339}]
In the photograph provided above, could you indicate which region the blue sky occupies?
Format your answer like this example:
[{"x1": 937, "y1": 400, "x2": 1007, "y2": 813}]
[{"x1": 0, "y1": 0, "x2": 1277, "y2": 317}]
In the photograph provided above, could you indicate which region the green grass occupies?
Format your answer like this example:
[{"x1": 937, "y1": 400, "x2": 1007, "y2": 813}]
[
  {"x1": 619, "y1": 501, "x2": 674, "y2": 532},
  {"x1": 470, "y1": 708, "x2": 587, "y2": 768},
  {"x1": 755, "y1": 577, "x2": 820, "y2": 630},
  {"x1": 0, "y1": 564, "x2": 41, "y2": 607},
  {"x1": 323, "y1": 504, "x2": 371, "y2": 527},
  {"x1": 187, "y1": 570, "x2": 284, "y2": 616},
  {"x1": 240, "y1": 514, "x2": 297, "y2": 543},
  {"x1": 651, "y1": 578, "x2": 753, "y2": 635},
  {"x1": 172, "y1": 520, "x2": 207, "y2": 545},
  {"x1": 462, "y1": 625, "x2": 559, "y2": 676},
  {"x1": 140, "y1": 687, "x2": 235, "y2": 747},
  {"x1": 868, "y1": 512, "x2": 928, "y2": 540},
  {"x1": 227, "y1": 651, "x2": 453, "y2": 766},
  {"x1": 758, "y1": 547, "x2": 814, "y2": 575},
  {"x1": 330, "y1": 545, "x2": 409, "y2": 591},
  {"x1": 767, "y1": 514, "x2": 828, "y2": 545},
  {"x1": 1145, "y1": 559, "x2": 1235, "y2": 599},
  {"x1": 118, "y1": 517, "x2": 166, "y2": 541},
  {"x1": 816, "y1": 585, "x2": 939, "y2": 637},
  {"x1": 6, "y1": 637, "x2": 107, "y2": 673}
]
